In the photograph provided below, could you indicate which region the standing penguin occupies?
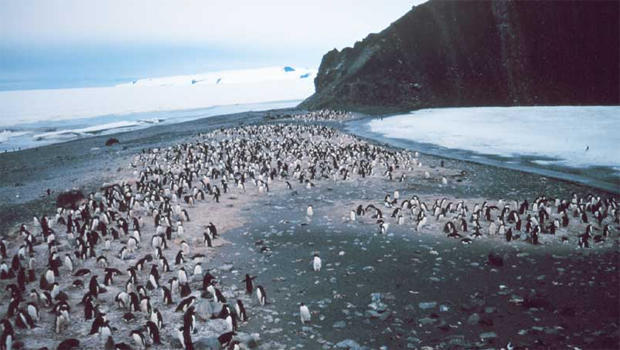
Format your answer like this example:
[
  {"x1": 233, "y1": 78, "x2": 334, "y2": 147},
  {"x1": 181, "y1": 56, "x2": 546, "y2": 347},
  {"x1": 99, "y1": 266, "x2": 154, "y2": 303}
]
[
  {"x1": 256, "y1": 285, "x2": 267, "y2": 306},
  {"x1": 242, "y1": 274, "x2": 256, "y2": 295},
  {"x1": 312, "y1": 254, "x2": 322, "y2": 272},
  {"x1": 299, "y1": 303, "x2": 311, "y2": 324},
  {"x1": 145, "y1": 320, "x2": 162, "y2": 345},
  {"x1": 235, "y1": 300, "x2": 248, "y2": 322},
  {"x1": 177, "y1": 326, "x2": 193, "y2": 350},
  {"x1": 306, "y1": 205, "x2": 314, "y2": 217},
  {"x1": 130, "y1": 329, "x2": 146, "y2": 349}
]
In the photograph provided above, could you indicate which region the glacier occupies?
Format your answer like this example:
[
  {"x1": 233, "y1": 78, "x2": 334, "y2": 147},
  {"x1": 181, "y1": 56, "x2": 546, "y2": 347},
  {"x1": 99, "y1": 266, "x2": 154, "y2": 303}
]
[{"x1": 0, "y1": 66, "x2": 316, "y2": 127}]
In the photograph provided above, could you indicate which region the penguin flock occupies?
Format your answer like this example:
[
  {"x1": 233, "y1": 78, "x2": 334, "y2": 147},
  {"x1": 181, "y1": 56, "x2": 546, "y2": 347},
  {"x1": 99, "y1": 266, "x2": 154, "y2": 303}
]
[
  {"x1": 290, "y1": 109, "x2": 353, "y2": 122},
  {"x1": 0, "y1": 120, "x2": 419, "y2": 349},
  {"x1": 1, "y1": 114, "x2": 618, "y2": 349},
  {"x1": 351, "y1": 192, "x2": 619, "y2": 247}
]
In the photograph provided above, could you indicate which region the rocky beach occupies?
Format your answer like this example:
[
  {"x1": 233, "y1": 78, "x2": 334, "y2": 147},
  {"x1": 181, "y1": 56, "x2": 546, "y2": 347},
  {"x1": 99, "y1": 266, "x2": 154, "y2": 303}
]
[{"x1": 0, "y1": 110, "x2": 618, "y2": 350}]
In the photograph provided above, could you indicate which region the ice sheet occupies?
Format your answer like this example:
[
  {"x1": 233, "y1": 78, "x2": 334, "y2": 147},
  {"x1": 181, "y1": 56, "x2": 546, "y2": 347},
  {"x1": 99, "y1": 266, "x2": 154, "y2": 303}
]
[{"x1": 368, "y1": 106, "x2": 620, "y2": 168}]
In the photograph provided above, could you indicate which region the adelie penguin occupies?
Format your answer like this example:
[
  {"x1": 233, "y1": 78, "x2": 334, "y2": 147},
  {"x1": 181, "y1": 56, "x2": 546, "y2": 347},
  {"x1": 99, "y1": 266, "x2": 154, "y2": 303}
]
[
  {"x1": 312, "y1": 253, "x2": 322, "y2": 272},
  {"x1": 1, "y1": 319, "x2": 14, "y2": 350},
  {"x1": 177, "y1": 326, "x2": 194, "y2": 350},
  {"x1": 145, "y1": 320, "x2": 162, "y2": 345},
  {"x1": 55, "y1": 338, "x2": 79, "y2": 350},
  {"x1": 256, "y1": 285, "x2": 267, "y2": 306},
  {"x1": 299, "y1": 303, "x2": 311, "y2": 324},
  {"x1": 242, "y1": 274, "x2": 256, "y2": 295},
  {"x1": 130, "y1": 329, "x2": 146, "y2": 349},
  {"x1": 235, "y1": 300, "x2": 248, "y2": 322},
  {"x1": 176, "y1": 296, "x2": 196, "y2": 313}
]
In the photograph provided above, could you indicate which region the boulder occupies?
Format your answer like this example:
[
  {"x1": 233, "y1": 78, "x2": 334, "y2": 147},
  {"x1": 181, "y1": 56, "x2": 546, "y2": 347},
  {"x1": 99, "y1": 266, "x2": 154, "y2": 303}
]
[
  {"x1": 105, "y1": 138, "x2": 119, "y2": 146},
  {"x1": 56, "y1": 189, "x2": 85, "y2": 209}
]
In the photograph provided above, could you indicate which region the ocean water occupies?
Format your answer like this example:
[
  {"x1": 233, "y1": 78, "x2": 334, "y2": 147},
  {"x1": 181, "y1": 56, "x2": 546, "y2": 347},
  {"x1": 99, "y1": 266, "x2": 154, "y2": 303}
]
[{"x1": 0, "y1": 100, "x2": 303, "y2": 152}]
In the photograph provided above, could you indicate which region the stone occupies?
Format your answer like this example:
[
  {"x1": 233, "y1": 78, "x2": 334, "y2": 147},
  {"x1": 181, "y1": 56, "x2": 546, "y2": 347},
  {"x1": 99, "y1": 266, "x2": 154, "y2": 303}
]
[
  {"x1": 333, "y1": 321, "x2": 346, "y2": 328},
  {"x1": 480, "y1": 332, "x2": 498, "y2": 342},
  {"x1": 467, "y1": 313, "x2": 480, "y2": 325},
  {"x1": 335, "y1": 339, "x2": 362, "y2": 350},
  {"x1": 418, "y1": 302, "x2": 437, "y2": 310},
  {"x1": 487, "y1": 253, "x2": 503, "y2": 267},
  {"x1": 56, "y1": 189, "x2": 85, "y2": 209},
  {"x1": 105, "y1": 137, "x2": 119, "y2": 146},
  {"x1": 193, "y1": 336, "x2": 220, "y2": 350}
]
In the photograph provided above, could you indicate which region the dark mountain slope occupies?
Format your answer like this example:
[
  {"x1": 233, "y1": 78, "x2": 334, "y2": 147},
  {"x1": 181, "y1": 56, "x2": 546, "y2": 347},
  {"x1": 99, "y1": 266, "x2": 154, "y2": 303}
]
[{"x1": 300, "y1": 0, "x2": 619, "y2": 113}]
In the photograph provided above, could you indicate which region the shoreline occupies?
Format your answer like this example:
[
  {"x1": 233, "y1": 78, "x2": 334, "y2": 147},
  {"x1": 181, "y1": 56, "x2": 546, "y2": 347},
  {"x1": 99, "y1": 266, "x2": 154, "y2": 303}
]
[
  {"x1": 345, "y1": 115, "x2": 620, "y2": 195},
  {"x1": 0, "y1": 109, "x2": 618, "y2": 349}
]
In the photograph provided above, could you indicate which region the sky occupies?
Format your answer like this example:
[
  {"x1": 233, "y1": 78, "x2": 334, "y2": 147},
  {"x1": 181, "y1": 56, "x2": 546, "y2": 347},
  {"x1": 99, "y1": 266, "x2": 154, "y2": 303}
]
[{"x1": 0, "y1": 0, "x2": 427, "y2": 90}]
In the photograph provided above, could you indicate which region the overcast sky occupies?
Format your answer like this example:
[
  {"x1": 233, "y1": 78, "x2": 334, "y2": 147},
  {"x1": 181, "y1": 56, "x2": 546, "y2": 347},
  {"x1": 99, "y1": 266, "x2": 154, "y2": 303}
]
[
  {"x1": 1, "y1": 0, "x2": 426, "y2": 49},
  {"x1": 0, "y1": 0, "x2": 428, "y2": 89}
]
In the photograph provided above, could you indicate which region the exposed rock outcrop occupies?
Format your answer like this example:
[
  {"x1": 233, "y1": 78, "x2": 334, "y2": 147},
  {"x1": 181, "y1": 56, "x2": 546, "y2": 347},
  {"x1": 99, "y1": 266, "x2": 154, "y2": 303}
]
[{"x1": 300, "y1": 0, "x2": 619, "y2": 113}]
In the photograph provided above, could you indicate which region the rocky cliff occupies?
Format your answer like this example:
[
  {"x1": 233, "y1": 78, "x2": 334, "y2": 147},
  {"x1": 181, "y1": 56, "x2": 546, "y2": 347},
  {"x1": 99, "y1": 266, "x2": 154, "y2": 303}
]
[{"x1": 299, "y1": 0, "x2": 619, "y2": 113}]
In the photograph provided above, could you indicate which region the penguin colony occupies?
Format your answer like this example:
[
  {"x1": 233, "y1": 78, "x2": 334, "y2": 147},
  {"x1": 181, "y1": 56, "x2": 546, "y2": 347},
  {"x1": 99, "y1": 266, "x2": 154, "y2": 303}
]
[
  {"x1": 352, "y1": 192, "x2": 618, "y2": 247},
  {"x1": 290, "y1": 109, "x2": 353, "y2": 122},
  {"x1": 0, "y1": 121, "x2": 419, "y2": 349},
  {"x1": 0, "y1": 116, "x2": 618, "y2": 349}
]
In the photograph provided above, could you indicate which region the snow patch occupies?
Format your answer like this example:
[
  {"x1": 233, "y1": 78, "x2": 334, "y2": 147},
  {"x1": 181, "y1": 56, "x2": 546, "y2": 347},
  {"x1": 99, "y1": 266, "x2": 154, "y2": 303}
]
[{"x1": 368, "y1": 106, "x2": 620, "y2": 169}]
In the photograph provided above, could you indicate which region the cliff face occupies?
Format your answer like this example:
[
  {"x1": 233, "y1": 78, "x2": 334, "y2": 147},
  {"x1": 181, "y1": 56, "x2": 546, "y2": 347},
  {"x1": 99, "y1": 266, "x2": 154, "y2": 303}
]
[{"x1": 299, "y1": 0, "x2": 619, "y2": 113}]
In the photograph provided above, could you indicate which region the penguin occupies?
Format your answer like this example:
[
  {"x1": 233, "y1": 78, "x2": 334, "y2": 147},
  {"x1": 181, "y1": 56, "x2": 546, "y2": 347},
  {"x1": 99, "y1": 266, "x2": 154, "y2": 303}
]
[
  {"x1": 64, "y1": 254, "x2": 74, "y2": 272},
  {"x1": 27, "y1": 302, "x2": 39, "y2": 322},
  {"x1": 312, "y1": 253, "x2": 322, "y2": 272},
  {"x1": 181, "y1": 240, "x2": 190, "y2": 256},
  {"x1": 130, "y1": 329, "x2": 146, "y2": 349},
  {"x1": 122, "y1": 312, "x2": 135, "y2": 323},
  {"x1": 1, "y1": 320, "x2": 14, "y2": 350},
  {"x1": 242, "y1": 274, "x2": 256, "y2": 295},
  {"x1": 98, "y1": 320, "x2": 112, "y2": 340},
  {"x1": 207, "y1": 222, "x2": 218, "y2": 238},
  {"x1": 227, "y1": 341, "x2": 241, "y2": 350},
  {"x1": 15, "y1": 309, "x2": 35, "y2": 329},
  {"x1": 73, "y1": 268, "x2": 91, "y2": 277},
  {"x1": 379, "y1": 221, "x2": 389, "y2": 234},
  {"x1": 89, "y1": 314, "x2": 106, "y2": 335},
  {"x1": 56, "y1": 339, "x2": 80, "y2": 350},
  {"x1": 306, "y1": 205, "x2": 314, "y2": 217},
  {"x1": 150, "y1": 308, "x2": 164, "y2": 329},
  {"x1": 235, "y1": 300, "x2": 248, "y2": 322},
  {"x1": 203, "y1": 231, "x2": 213, "y2": 247},
  {"x1": 177, "y1": 326, "x2": 194, "y2": 350},
  {"x1": 217, "y1": 331, "x2": 235, "y2": 349},
  {"x1": 145, "y1": 320, "x2": 162, "y2": 345},
  {"x1": 175, "y1": 296, "x2": 196, "y2": 313},
  {"x1": 162, "y1": 286, "x2": 173, "y2": 305},
  {"x1": 224, "y1": 313, "x2": 236, "y2": 332},
  {"x1": 256, "y1": 285, "x2": 267, "y2": 306},
  {"x1": 299, "y1": 303, "x2": 311, "y2": 324},
  {"x1": 178, "y1": 267, "x2": 188, "y2": 284}
]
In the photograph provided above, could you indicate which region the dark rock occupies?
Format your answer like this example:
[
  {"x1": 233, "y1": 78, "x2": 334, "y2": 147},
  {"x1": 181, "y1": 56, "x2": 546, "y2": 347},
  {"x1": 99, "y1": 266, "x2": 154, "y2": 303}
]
[
  {"x1": 300, "y1": 0, "x2": 619, "y2": 112},
  {"x1": 467, "y1": 313, "x2": 480, "y2": 325},
  {"x1": 523, "y1": 292, "x2": 553, "y2": 310},
  {"x1": 56, "y1": 189, "x2": 85, "y2": 209},
  {"x1": 487, "y1": 253, "x2": 503, "y2": 267},
  {"x1": 105, "y1": 138, "x2": 120, "y2": 146}
]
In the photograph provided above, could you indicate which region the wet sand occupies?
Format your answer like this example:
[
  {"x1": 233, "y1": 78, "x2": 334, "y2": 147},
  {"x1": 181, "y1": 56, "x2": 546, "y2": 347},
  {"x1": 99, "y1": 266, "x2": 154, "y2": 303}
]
[{"x1": 0, "y1": 109, "x2": 618, "y2": 350}]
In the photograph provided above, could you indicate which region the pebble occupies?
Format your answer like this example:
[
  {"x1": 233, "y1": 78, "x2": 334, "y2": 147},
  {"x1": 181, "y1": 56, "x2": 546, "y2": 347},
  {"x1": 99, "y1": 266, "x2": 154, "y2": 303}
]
[{"x1": 418, "y1": 302, "x2": 437, "y2": 310}]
